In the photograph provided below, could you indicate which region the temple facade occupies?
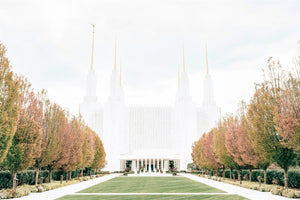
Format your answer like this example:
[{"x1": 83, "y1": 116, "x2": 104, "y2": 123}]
[{"x1": 79, "y1": 27, "x2": 220, "y2": 172}]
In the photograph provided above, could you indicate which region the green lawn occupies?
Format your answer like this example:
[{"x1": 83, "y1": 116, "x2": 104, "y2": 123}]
[
  {"x1": 78, "y1": 177, "x2": 225, "y2": 193},
  {"x1": 57, "y1": 195, "x2": 247, "y2": 200}
]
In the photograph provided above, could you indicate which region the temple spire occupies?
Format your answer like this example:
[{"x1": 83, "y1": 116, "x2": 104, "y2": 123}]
[
  {"x1": 114, "y1": 39, "x2": 117, "y2": 70},
  {"x1": 120, "y1": 60, "x2": 122, "y2": 87},
  {"x1": 183, "y1": 44, "x2": 186, "y2": 72},
  {"x1": 178, "y1": 64, "x2": 180, "y2": 88},
  {"x1": 90, "y1": 24, "x2": 95, "y2": 69},
  {"x1": 205, "y1": 44, "x2": 209, "y2": 75}
]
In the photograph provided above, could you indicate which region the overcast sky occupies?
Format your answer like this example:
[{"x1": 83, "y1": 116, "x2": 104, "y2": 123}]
[{"x1": 1, "y1": 0, "x2": 299, "y2": 116}]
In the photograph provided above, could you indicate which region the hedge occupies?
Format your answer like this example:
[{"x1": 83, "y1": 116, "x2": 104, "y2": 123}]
[
  {"x1": 192, "y1": 168, "x2": 300, "y2": 188},
  {"x1": 221, "y1": 169, "x2": 300, "y2": 188},
  {"x1": 0, "y1": 169, "x2": 90, "y2": 189}
]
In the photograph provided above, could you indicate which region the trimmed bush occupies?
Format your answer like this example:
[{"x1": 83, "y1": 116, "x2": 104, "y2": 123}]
[{"x1": 288, "y1": 169, "x2": 300, "y2": 188}]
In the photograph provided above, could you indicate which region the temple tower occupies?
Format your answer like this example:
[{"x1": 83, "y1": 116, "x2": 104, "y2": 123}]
[
  {"x1": 174, "y1": 45, "x2": 197, "y2": 170},
  {"x1": 79, "y1": 24, "x2": 103, "y2": 138},
  {"x1": 197, "y1": 45, "x2": 220, "y2": 137},
  {"x1": 103, "y1": 40, "x2": 129, "y2": 171}
]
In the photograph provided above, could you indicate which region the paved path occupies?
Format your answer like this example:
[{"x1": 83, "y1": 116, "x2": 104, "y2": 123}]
[
  {"x1": 182, "y1": 173, "x2": 294, "y2": 200},
  {"x1": 15, "y1": 174, "x2": 119, "y2": 200}
]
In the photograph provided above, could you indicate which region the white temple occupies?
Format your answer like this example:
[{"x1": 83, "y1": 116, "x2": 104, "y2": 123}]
[{"x1": 80, "y1": 27, "x2": 220, "y2": 172}]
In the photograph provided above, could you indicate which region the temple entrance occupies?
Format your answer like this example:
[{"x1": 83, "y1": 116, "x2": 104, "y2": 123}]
[{"x1": 121, "y1": 158, "x2": 180, "y2": 174}]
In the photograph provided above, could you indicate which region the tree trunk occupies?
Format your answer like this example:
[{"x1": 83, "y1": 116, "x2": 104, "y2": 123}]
[
  {"x1": 249, "y1": 168, "x2": 252, "y2": 182},
  {"x1": 49, "y1": 168, "x2": 53, "y2": 183},
  {"x1": 263, "y1": 168, "x2": 267, "y2": 184},
  {"x1": 80, "y1": 168, "x2": 83, "y2": 177},
  {"x1": 284, "y1": 168, "x2": 288, "y2": 189},
  {"x1": 222, "y1": 169, "x2": 225, "y2": 178},
  {"x1": 69, "y1": 171, "x2": 72, "y2": 180},
  {"x1": 60, "y1": 175, "x2": 63, "y2": 184},
  {"x1": 238, "y1": 169, "x2": 242, "y2": 184},
  {"x1": 35, "y1": 168, "x2": 39, "y2": 185},
  {"x1": 12, "y1": 172, "x2": 17, "y2": 190},
  {"x1": 230, "y1": 168, "x2": 232, "y2": 179}
]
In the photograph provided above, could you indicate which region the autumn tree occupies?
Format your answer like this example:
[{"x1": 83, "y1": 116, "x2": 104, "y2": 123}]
[
  {"x1": 67, "y1": 116, "x2": 84, "y2": 176},
  {"x1": 225, "y1": 103, "x2": 258, "y2": 182},
  {"x1": 78, "y1": 125, "x2": 96, "y2": 176},
  {"x1": 224, "y1": 115, "x2": 246, "y2": 183},
  {"x1": 275, "y1": 59, "x2": 300, "y2": 153},
  {"x1": 202, "y1": 131, "x2": 220, "y2": 173},
  {"x1": 32, "y1": 90, "x2": 48, "y2": 185},
  {"x1": 4, "y1": 79, "x2": 43, "y2": 190},
  {"x1": 39, "y1": 103, "x2": 65, "y2": 182},
  {"x1": 0, "y1": 42, "x2": 21, "y2": 163},
  {"x1": 248, "y1": 58, "x2": 296, "y2": 188},
  {"x1": 56, "y1": 115, "x2": 84, "y2": 180},
  {"x1": 90, "y1": 132, "x2": 106, "y2": 172},
  {"x1": 192, "y1": 135, "x2": 209, "y2": 173},
  {"x1": 54, "y1": 111, "x2": 71, "y2": 176},
  {"x1": 213, "y1": 122, "x2": 237, "y2": 178}
]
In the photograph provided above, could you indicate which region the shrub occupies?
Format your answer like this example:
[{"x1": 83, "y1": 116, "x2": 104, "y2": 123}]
[
  {"x1": 0, "y1": 185, "x2": 31, "y2": 199},
  {"x1": 15, "y1": 185, "x2": 31, "y2": 198},
  {"x1": 0, "y1": 189, "x2": 16, "y2": 199},
  {"x1": 0, "y1": 171, "x2": 12, "y2": 189},
  {"x1": 288, "y1": 169, "x2": 300, "y2": 188},
  {"x1": 98, "y1": 171, "x2": 110, "y2": 174},
  {"x1": 271, "y1": 186, "x2": 283, "y2": 196}
]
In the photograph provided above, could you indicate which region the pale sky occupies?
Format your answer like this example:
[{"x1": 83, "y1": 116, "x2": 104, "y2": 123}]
[{"x1": 0, "y1": 0, "x2": 299, "y2": 116}]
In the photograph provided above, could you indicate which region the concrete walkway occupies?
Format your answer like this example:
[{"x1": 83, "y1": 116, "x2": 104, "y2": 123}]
[
  {"x1": 182, "y1": 173, "x2": 294, "y2": 200},
  {"x1": 15, "y1": 174, "x2": 119, "y2": 200}
]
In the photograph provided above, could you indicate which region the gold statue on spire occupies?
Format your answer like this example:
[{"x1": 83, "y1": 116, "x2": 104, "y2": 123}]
[
  {"x1": 183, "y1": 44, "x2": 186, "y2": 72},
  {"x1": 206, "y1": 44, "x2": 209, "y2": 75},
  {"x1": 114, "y1": 39, "x2": 117, "y2": 70},
  {"x1": 90, "y1": 24, "x2": 95, "y2": 69},
  {"x1": 178, "y1": 64, "x2": 180, "y2": 88}
]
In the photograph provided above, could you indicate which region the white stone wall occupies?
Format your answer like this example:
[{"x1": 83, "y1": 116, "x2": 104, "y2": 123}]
[{"x1": 128, "y1": 106, "x2": 174, "y2": 154}]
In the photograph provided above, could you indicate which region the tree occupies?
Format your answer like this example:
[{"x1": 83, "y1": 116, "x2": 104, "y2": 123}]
[
  {"x1": 202, "y1": 131, "x2": 220, "y2": 172},
  {"x1": 237, "y1": 112, "x2": 258, "y2": 182},
  {"x1": 192, "y1": 135, "x2": 209, "y2": 172},
  {"x1": 32, "y1": 90, "x2": 47, "y2": 185},
  {"x1": 0, "y1": 42, "x2": 21, "y2": 163},
  {"x1": 4, "y1": 80, "x2": 43, "y2": 190},
  {"x1": 67, "y1": 116, "x2": 84, "y2": 177},
  {"x1": 275, "y1": 61, "x2": 300, "y2": 153},
  {"x1": 248, "y1": 58, "x2": 296, "y2": 188},
  {"x1": 54, "y1": 112, "x2": 71, "y2": 174},
  {"x1": 213, "y1": 122, "x2": 237, "y2": 178},
  {"x1": 90, "y1": 132, "x2": 106, "y2": 172},
  {"x1": 56, "y1": 115, "x2": 84, "y2": 180},
  {"x1": 224, "y1": 115, "x2": 245, "y2": 183},
  {"x1": 78, "y1": 125, "x2": 96, "y2": 175},
  {"x1": 247, "y1": 85, "x2": 274, "y2": 184},
  {"x1": 39, "y1": 103, "x2": 65, "y2": 182}
]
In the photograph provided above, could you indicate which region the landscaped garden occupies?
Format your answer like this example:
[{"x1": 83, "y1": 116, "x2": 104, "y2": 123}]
[
  {"x1": 56, "y1": 176, "x2": 247, "y2": 200},
  {"x1": 79, "y1": 177, "x2": 224, "y2": 193}
]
